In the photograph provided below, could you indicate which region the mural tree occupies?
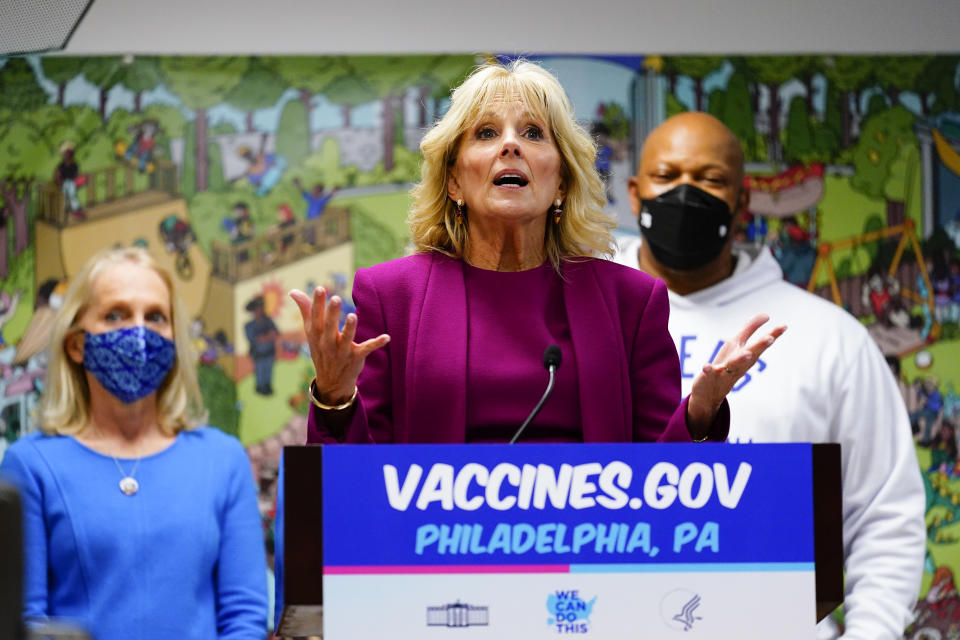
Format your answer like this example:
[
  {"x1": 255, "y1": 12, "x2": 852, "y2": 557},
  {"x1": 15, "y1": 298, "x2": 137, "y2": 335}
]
[
  {"x1": 0, "y1": 120, "x2": 50, "y2": 276},
  {"x1": 420, "y1": 55, "x2": 476, "y2": 125},
  {"x1": 40, "y1": 57, "x2": 85, "y2": 107},
  {"x1": 276, "y1": 98, "x2": 310, "y2": 170},
  {"x1": 0, "y1": 61, "x2": 52, "y2": 276},
  {"x1": 811, "y1": 90, "x2": 842, "y2": 163},
  {"x1": 0, "y1": 58, "x2": 48, "y2": 112},
  {"x1": 45, "y1": 105, "x2": 105, "y2": 168},
  {"x1": 823, "y1": 80, "x2": 843, "y2": 157},
  {"x1": 266, "y1": 56, "x2": 345, "y2": 137},
  {"x1": 794, "y1": 56, "x2": 821, "y2": 114},
  {"x1": 727, "y1": 57, "x2": 759, "y2": 116},
  {"x1": 865, "y1": 93, "x2": 889, "y2": 120},
  {"x1": 851, "y1": 106, "x2": 919, "y2": 229},
  {"x1": 720, "y1": 71, "x2": 756, "y2": 160},
  {"x1": 822, "y1": 55, "x2": 873, "y2": 150},
  {"x1": 324, "y1": 73, "x2": 377, "y2": 128},
  {"x1": 224, "y1": 57, "x2": 286, "y2": 133},
  {"x1": 665, "y1": 56, "x2": 725, "y2": 112},
  {"x1": 160, "y1": 56, "x2": 247, "y2": 193},
  {"x1": 707, "y1": 88, "x2": 725, "y2": 121},
  {"x1": 874, "y1": 55, "x2": 934, "y2": 109},
  {"x1": 915, "y1": 55, "x2": 960, "y2": 115},
  {"x1": 345, "y1": 55, "x2": 434, "y2": 172},
  {"x1": 81, "y1": 56, "x2": 124, "y2": 121},
  {"x1": 785, "y1": 64, "x2": 841, "y2": 165},
  {"x1": 744, "y1": 56, "x2": 808, "y2": 164},
  {"x1": 658, "y1": 56, "x2": 680, "y2": 97},
  {"x1": 784, "y1": 96, "x2": 814, "y2": 165},
  {"x1": 112, "y1": 56, "x2": 164, "y2": 114}
]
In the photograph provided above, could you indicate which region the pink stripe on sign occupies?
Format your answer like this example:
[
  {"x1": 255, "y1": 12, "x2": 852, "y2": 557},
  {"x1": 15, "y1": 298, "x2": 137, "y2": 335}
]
[{"x1": 325, "y1": 564, "x2": 570, "y2": 575}]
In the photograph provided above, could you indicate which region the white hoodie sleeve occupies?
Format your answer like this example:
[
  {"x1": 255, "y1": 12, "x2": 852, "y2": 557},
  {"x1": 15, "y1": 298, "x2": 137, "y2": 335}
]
[{"x1": 829, "y1": 333, "x2": 925, "y2": 639}]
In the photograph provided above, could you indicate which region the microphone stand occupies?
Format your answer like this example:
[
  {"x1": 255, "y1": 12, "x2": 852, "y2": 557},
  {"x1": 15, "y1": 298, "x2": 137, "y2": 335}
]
[{"x1": 509, "y1": 363, "x2": 558, "y2": 444}]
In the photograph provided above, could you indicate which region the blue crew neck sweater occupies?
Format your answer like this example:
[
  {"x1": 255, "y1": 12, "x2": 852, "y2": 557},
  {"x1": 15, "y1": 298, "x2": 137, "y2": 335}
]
[{"x1": 0, "y1": 427, "x2": 267, "y2": 640}]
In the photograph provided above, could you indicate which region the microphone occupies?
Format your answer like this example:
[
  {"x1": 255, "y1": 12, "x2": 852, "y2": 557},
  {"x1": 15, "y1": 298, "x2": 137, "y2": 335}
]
[{"x1": 509, "y1": 345, "x2": 562, "y2": 444}]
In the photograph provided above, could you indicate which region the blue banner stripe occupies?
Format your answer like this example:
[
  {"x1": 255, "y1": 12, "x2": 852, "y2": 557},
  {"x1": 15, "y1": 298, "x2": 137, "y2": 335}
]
[
  {"x1": 570, "y1": 562, "x2": 815, "y2": 573},
  {"x1": 323, "y1": 443, "x2": 816, "y2": 566}
]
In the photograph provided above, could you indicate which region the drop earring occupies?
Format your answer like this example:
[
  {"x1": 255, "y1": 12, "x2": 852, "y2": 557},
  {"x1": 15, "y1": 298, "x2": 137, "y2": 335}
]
[
  {"x1": 455, "y1": 199, "x2": 464, "y2": 224},
  {"x1": 553, "y1": 199, "x2": 563, "y2": 224}
]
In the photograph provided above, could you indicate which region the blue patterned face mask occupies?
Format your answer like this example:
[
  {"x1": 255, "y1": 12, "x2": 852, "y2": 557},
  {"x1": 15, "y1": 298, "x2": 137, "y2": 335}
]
[{"x1": 82, "y1": 326, "x2": 176, "y2": 404}]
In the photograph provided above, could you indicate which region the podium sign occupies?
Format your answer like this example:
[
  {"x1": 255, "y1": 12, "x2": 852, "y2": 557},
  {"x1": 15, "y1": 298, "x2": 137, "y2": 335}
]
[{"x1": 319, "y1": 443, "x2": 819, "y2": 639}]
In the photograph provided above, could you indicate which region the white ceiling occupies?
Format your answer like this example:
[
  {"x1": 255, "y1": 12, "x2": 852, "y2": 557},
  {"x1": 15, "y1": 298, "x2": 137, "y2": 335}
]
[{"x1": 60, "y1": 0, "x2": 960, "y2": 56}]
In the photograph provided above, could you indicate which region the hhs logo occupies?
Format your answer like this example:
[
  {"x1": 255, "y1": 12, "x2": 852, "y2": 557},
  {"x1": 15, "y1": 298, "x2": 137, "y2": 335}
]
[
  {"x1": 660, "y1": 589, "x2": 703, "y2": 632},
  {"x1": 546, "y1": 590, "x2": 597, "y2": 634}
]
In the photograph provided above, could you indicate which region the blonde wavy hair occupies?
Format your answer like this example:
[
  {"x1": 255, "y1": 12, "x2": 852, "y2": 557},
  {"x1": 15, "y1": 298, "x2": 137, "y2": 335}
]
[
  {"x1": 408, "y1": 59, "x2": 614, "y2": 269},
  {"x1": 38, "y1": 247, "x2": 207, "y2": 435}
]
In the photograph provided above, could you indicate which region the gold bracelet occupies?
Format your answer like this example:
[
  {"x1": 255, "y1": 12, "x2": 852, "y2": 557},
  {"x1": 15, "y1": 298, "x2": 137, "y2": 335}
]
[{"x1": 309, "y1": 378, "x2": 358, "y2": 411}]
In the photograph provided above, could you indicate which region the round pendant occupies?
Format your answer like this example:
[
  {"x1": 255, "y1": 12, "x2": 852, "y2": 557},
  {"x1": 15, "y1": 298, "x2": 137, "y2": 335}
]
[{"x1": 119, "y1": 476, "x2": 139, "y2": 496}]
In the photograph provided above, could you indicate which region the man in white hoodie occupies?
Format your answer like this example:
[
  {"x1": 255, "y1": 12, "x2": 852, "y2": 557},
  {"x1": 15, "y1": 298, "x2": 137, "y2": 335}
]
[{"x1": 614, "y1": 112, "x2": 925, "y2": 639}]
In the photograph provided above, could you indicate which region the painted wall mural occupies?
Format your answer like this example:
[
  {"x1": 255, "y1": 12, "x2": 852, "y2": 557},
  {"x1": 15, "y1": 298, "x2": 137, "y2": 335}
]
[{"x1": 0, "y1": 53, "x2": 959, "y2": 636}]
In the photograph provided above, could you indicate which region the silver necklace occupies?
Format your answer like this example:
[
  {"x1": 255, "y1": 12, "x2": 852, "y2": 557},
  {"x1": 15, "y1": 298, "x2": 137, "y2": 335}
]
[{"x1": 112, "y1": 455, "x2": 142, "y2": 496}]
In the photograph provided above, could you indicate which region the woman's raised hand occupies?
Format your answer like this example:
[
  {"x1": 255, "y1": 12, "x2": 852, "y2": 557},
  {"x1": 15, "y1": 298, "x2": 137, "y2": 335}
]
[
  {"x1": 686, "y1": 313, "x2": 786, "y2": 438},
  {"x1": 290, "y1": 286, "x2": 390, "y2": 405}
]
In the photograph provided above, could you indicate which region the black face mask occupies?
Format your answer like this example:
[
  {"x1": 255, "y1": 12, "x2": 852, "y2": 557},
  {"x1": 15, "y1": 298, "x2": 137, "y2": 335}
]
[{"x1": 639, "y1": 183, "x2": 734, "y2": 271}]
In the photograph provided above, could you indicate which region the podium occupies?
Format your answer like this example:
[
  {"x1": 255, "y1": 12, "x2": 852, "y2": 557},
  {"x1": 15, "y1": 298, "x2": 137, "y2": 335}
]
[{"x1": 277, "y1": 443, "x2": 841, "y2": 638}]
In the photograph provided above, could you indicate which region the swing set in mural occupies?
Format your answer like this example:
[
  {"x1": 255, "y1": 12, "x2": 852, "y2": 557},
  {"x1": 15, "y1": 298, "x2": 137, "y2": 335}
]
[{"x1": 807, "y1": 219, "x2": 937, "y2": 352}]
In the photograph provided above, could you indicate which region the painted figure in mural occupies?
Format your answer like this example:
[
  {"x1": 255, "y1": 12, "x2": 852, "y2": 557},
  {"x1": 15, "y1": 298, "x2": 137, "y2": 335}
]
[
  {"x1": 591, "y1": 121, "x2": 615, "y2": 204},
  {"x1": 0, "y1": 247, "x2": 266, "y2": 640},
  {"x1": 744, "y1": 213, "x2": 767, "y2": 244},
  {"x1": 276, "y1": 203, "x2": 296, "y2": 229},
  {"x1": 293, "y1": 177, "x2": 339, "y2": 220},
  {"x1": 613, "y1": 111, "x2": 925, "y2": 639},
  {"x1": 950, "y1": 258, "x2": 960, "y2": 324},
  {"x1": 911, "y1": 566, "x2": 960, "y2": 636},
  {"x1": 861, "y1": 269, "x2": 910, "y2": 328},
  {"x1": 930, "y1": 420, "x2": 958, "y2": 475},
  {"x1": 235, "y1": 133, "x2": 287, "y2": 197},
  {"x1": 932, "y1": 251, "x2": 955, "y2": 324},
  {"x1": 158, "y1": 214, "x2": 197, "y2": 279},
  {"x1": 245, "y1": 295, "x2": 278, "y2": 396},
  {"x1": 913, "y1": 376, "x2": 945, "y2": 444},
  {"x1": 772, "y1": 215, "x2": 817, "y2": 285},
  {"x1": 223, "y1": 202, "x2": 255, "y2": 266},
  {"x1": 321, "y1": 273, "x2": 354, "y2": 331},
  {"x1": 225, "y1": 202, "x2": 254, "y2": 244},
  {"x1": 118, "y1": 119, "x2": 161, "y2": 173},
  {"x1": 916, "y1": 268, "x2": 935, "y2": 341},
  {"x1": 274, "y1": 203, "x2": 297, "y2": 254},
  {"x1": 159, "y1": 214, "x2": 196, "y2": 253},
  {"x1": 53, "y1": 141, "x2": 83, "y2": 220},
  {"x1": 191, "y1": 318, "x2": 235, "y2": 367},
  {"x1": 291, "y1": 61, "x2": 782, "y2": 447}
]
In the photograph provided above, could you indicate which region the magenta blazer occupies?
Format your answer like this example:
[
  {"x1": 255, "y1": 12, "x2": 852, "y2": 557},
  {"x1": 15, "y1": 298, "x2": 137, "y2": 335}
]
[{"x1": 307, "y1": 252, "x2": 728, "y2": 444}]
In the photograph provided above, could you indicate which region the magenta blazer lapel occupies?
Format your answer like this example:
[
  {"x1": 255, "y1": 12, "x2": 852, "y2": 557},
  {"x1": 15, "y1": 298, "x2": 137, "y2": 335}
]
[
  {"x1": 406, "y1": 253, "x2": 468, "y2": 442},
  {"x1": 561, "y1": 260, "x2": 631, "y2": 442}
]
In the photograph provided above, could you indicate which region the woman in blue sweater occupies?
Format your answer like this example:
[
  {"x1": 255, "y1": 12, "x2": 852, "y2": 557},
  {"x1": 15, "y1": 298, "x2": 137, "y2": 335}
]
[{"x1": 1, "y1": 247, "x2": 266, "y2": 639}]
